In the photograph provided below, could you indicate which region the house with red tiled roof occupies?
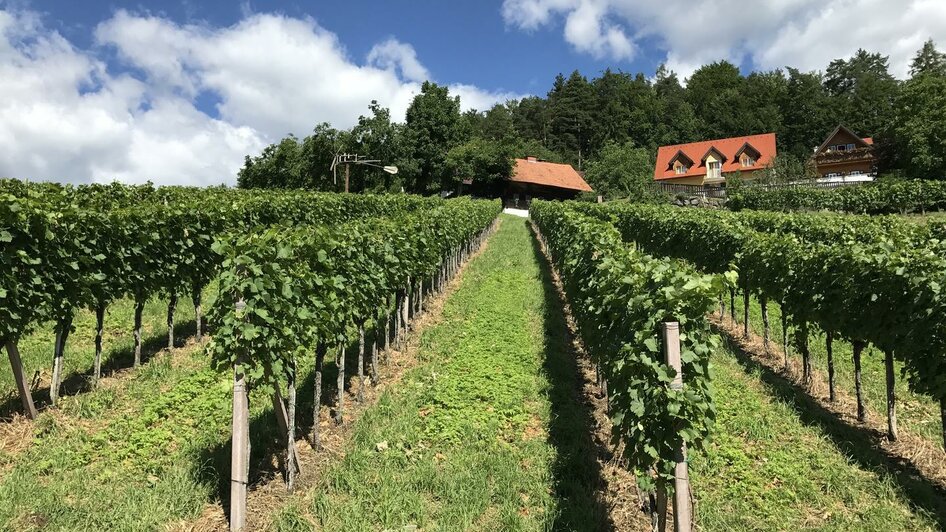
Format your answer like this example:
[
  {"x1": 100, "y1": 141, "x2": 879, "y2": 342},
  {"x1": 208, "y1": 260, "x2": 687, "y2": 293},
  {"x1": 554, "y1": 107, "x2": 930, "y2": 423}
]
[
  {"x1": 811, "y1": 125, "x2": 876, "y2": 181},
  {"x1": 504, "y1": 157, "x2": 592, "y2": 208},
  {"x1": 653, "y1": 133, "x2": 777, "y2": 185}
]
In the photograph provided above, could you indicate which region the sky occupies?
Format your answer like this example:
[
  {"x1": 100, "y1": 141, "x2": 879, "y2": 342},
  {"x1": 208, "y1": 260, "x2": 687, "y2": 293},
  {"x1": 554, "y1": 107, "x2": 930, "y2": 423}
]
[{"x1": 2, "y1": 0, "x2": 946, "y2": 186}]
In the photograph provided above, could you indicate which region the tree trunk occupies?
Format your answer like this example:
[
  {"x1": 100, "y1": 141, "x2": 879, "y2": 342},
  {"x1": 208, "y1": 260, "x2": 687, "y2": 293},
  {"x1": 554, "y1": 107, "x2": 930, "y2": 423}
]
[
  {"x1": 133, "y1": 299, "x2": 144, "y2": 367},
  {"x1": 853, "y1": 341, "x2": 866, "y2": 422},
  {"x1": 167, "y1": 292, "x2": 177, "y2": 349},
  {"x1": 718, "y1": 293, "x2": 725, "y2": 319},
  {"x1": 50, "y1": 315, "x2": 72, "y2": 407},
  {"x1": 655, "y1": 476, "x2": 668, "y2": 532},
  {"x1": 6, "y1": 341, "x2": 37, "y2": 419},
  {"x1": 826, "y1": 331, "x2": 835, "y2": 402},
  {"x1": 796, "y1": 322, "x2": 812, "y2": 388},
  {"x1": 357, "y1": 323, "x2": 365, "y2": 403},
  {"x1": 729, "y1": 287, "x2": 736, "y2": 323},
  {"x1": 760, "y1": 293, "x2": 770, "y2": 350},
  {"x1": 94, "y1": 303, "x2": 106, "y2": 383},
  {"x1": 193, "y1": 285, "x2": 203, "y2": 342},
  {"x1": 311, "y1": 343, "x2": 326, "y2": 449},
  {"x1": 335, "y1": 342, "x2": 345, "y2": 425},
  {"x1": 884, "y1": 349, "x2": 898, "y2": 441}
]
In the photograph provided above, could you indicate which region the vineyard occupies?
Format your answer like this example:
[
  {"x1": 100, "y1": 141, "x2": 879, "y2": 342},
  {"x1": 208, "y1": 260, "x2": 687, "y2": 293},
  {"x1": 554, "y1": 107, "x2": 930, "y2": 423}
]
[{"x1": 2, "y1": 179, "x2": 946, "y2": 530}]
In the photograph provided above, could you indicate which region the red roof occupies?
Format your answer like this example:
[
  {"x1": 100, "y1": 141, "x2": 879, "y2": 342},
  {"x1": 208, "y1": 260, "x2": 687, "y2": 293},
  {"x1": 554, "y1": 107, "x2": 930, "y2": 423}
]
[
  {"x1": 511, "y1": 158, "x2": 593, "y2": 192},
  {"x1": 863, "y1": 137, "x2": 874, "y2": 145},
  {"x1": 653, "y1": 133, "x2": 776, "y2": 181}
]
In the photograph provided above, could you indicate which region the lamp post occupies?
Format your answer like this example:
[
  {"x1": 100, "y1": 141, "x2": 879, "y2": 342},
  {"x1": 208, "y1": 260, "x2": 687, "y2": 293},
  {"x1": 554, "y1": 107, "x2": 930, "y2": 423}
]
[{"x1": 331, "y1": 153, "x2": 398, "y2": 193}]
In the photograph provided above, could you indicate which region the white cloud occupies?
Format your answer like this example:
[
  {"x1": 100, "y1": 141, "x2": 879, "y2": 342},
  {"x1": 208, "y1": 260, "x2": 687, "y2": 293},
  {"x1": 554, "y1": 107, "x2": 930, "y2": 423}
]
[
  {"x1": 0, "y1": 8, "x2": 519, "y2": 186},
  {"x1": 502, "y1": 0, "x2": 946, "y2": 79},
  {"x1": 368, "y1": 38, "x2": 431, "y2": 83}
]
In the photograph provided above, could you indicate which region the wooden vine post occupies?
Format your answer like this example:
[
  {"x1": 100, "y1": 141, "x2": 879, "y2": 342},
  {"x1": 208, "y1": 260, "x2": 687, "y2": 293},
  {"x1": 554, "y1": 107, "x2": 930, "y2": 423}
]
[
  {"x1": 662, "y1": 321, "x2": 691, "y2": 532},
  {"x1": 230, "y1": 298, "x2": 250, "y2": 532},
  {"x1": 5, "y1": 341, "x2": 37, "y2": 419}
]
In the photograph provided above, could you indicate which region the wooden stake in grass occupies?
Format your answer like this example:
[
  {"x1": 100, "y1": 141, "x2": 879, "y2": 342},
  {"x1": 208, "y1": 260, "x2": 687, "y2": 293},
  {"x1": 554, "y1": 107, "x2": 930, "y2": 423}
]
[
  {"x1": 230, "y1": 356, "x2": 249, "y2": 532},
  {"x1": 167, "y1": 292, "x2": 177, "y2": 349},
  {"x1": 780, "y1": 309, "x2": 789, "y2": 371},
  {"x1": 286, "y1": 359, "x2": 297, "y2": 492},
  {"x1": 335, "y1": 342, "x2": 345, "y2": 425},
  {"x1": 192, "y1": 284, "x2": 203, "y2": 342},
  {"x1": 311, "y1": 343, "x2": 326, "y2": 449},
  {"x1": 940, "y1": 397, "x2": 946, "y2": 451},
  {"x1": 760, "y1": 293, "x2": 770, "y2": 350},
  {"x1": 663, "y1": 321, "x2": 692, "y2": 532},
  {"x1": 826, "y1": 331, "x2": 835, "y2": 402},
  {"x1": 742, "y1": 282, "x2": 750, "y2": 339},
  {"x1": 884, "y1": 349, "x2": 898, "y2": 441},
  {"x1": 729, "y1": 287, "x2": 736, "y2": 323},
  {"x1": 5, "y1": 341, "x2": 37, "y2": 419},
  {"x1": 852, "y1": 340, "x2": 866, "y2": 422},
  {"x1": 357, "y1": 323, "x2": 365, "y2": 403},
  {"x1": 133, "y1": 300, "x2": 144, "y2": 367},
  {"x1": 93, "y1": 303, "x2": 105, "y2": 383},
  {"x1": 370, "y1": 327, "x2": 378, "y2": 384}
]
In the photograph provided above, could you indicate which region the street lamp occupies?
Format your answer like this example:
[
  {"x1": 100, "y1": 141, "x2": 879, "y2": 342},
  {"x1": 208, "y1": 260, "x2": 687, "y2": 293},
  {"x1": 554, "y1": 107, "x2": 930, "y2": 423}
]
[{"x1": 331, "y1": 153, "x2": 399, "y2": 192}]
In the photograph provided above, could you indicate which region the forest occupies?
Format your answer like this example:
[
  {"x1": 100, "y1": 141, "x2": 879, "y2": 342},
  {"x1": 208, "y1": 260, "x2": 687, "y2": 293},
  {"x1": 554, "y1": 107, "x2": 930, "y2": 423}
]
[{"x1": 236, "y1": 40, "x2": 946, "y2": 199}]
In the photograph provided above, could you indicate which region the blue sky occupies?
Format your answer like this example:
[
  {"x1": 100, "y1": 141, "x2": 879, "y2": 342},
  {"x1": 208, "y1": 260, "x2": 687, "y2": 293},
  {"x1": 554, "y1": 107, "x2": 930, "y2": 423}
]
[
  {"x1": 37, "y1": 0, "x2": 665, "y2": 116},
  {"x1": 3, "y1": 0, "x2": 946, "y2": 185}
]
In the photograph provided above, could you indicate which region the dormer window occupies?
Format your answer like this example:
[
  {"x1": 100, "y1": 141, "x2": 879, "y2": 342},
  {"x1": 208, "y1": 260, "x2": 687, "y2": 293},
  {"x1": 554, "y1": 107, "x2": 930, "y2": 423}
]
[
  {"x1": 734, "y1": 142, "x2": 761, "y2": 168},
  {"x1": 668, "y1": 150, "x2": 694, "y2": 176}
]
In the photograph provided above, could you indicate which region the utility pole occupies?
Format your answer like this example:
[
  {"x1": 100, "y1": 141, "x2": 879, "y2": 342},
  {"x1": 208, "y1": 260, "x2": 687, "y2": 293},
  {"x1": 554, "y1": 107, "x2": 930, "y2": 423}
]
[{"x1": 344, "y1": 162, "x2": 350, "y2": 193}]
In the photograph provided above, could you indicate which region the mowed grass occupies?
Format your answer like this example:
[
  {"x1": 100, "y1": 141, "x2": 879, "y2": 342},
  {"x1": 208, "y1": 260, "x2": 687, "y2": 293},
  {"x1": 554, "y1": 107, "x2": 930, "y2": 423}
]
[
  {"x1": 272, "y1": 215, "x2": 607, "y2": 531},
  {"x1": 692, "y1": 346, "x2": 939, "y2": 531},
  {"x1": 737, "y1": 297, "x2": 942, "y2": 446}
]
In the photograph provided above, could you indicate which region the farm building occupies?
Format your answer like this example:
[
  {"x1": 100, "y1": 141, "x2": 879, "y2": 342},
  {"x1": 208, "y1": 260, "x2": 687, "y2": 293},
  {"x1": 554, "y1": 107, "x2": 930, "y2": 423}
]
[
  {"x1": 653, "y1": 133, "x2": 777, "y2": 186},
  {"x1": 811, "y1": 125, "x2": 877, "y2": 181},
  {"x1": 503, "y1": 157, "x2": 593, "y2": 208}
]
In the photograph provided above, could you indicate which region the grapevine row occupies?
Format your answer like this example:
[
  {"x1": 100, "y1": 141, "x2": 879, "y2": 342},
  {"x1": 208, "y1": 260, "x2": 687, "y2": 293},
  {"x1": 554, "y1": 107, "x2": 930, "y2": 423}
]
[
  {"x1": 529, "y1": 200, "x2": 725, "y2": 502},
  {"x1": 0, "y1": 179, "x2": 440, "y2": 418},
  {"x1": 727, "y1": 180, "x2": 946, "y2": 215},
  {"x1": 588, "y1": 202, "x2": 946, "y2": 449},
  {"x1": 207, "y1": 197, "x2": 500, "y2": 512}
]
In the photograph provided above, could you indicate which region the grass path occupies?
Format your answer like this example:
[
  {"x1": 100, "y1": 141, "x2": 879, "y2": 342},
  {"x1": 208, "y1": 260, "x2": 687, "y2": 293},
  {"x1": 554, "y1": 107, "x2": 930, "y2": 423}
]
[
  {"x1": 692, "y1": 347, "x2": 939, "y2": 531},
  {"x1": 271, "y1": 215, "x2": 608, "y2": 531}
]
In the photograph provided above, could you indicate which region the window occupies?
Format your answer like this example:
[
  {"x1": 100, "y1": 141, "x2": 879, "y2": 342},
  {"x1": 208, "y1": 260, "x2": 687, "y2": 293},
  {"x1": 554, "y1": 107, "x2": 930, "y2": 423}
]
[
  {"x1": 708, "y1": 161, "x2": 721, "y2": 179},
  {"x1": 847, "y1": 143, "x2": 855, "y2": 150},
  {"x1": 742, "y1": 155, "x2": 755, "y2": 167},
  {"x1": 835, "y1": 144, "x2": 847, "y2": 151},
  {"x1": 675, "y1": 164, "x2": 688, "y2": 174}
]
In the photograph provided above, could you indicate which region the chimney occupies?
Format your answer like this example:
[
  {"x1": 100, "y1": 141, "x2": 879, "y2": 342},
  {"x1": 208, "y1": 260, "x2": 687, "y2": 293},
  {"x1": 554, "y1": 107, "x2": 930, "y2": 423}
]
[{"x1": 526, "y1": 156, "x2": 538, "y2": 162}]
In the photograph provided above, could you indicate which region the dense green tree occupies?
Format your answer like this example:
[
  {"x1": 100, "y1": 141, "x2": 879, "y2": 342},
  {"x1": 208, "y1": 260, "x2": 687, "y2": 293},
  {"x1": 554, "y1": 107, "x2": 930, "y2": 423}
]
[
  {"x1": 583, "y1": 140, "x2": 658, "y2": 200},
  {"x1": 547, "y1": 71, "x2": 595, "y2": 169},
  {"x1": 779, "y1": 68, "x2": 837, "y2": 159},
  {"x1": 824, "y1": 49, "x2": 900, "y2": 138},
  {"x1": 686, "y1": 61, "x2": 744, "y2": 139},
  {"x1": 238, "y1": 135, "x2": 304, "y2": 189},
  {"x1": 445, "y1": 138, "x2": 513, "y2": 187},
  {"x1": 652, "y1": 65, "x2": 699, "y2": 147},
  {"x1": 402, "y1": 81, "x2": 464, "y2": 193},
  {"x1": 910, "y1": 39, "x2": 946, "y2": 78},
  {"x1": 347, "y1": 102, "x2": 403, "y2": 192},
  {"x1": 896, "y1": 74, "x2": 946, "y2": 178}
]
